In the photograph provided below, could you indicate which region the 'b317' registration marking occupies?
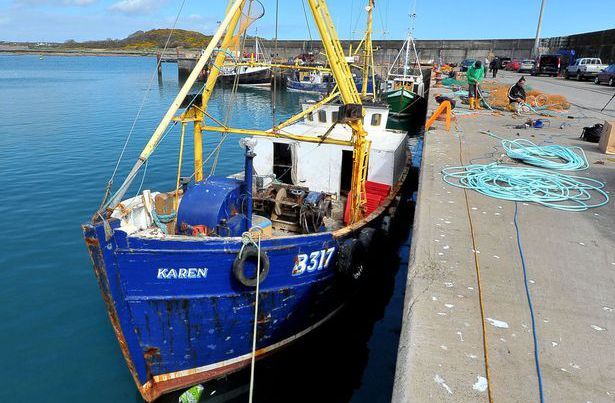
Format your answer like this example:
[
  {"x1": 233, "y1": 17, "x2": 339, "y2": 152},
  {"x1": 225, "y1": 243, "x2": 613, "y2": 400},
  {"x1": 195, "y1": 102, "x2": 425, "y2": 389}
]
[{"x1": 292, "y1": 247, "x2": 336, "y2": 276}]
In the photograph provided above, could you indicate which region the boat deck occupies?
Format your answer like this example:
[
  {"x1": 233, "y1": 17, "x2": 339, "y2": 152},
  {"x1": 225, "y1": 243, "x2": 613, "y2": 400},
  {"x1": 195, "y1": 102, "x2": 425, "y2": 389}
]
[{"x1": 393, "y1": 79, "x2": 615, "y2": 401}]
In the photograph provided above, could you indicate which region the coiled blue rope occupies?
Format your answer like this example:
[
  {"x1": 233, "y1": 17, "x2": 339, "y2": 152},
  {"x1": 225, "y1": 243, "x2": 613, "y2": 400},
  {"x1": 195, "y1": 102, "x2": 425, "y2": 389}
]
[
  {"x1": 442, "y1": 163, "x2": 609, "y2": 211},
  {"x1": 502, "y1": 139, "x2": 588, "y2": 170},
  {"x1": 481, "y1": 131, "x2": 589, "y2": 170}
]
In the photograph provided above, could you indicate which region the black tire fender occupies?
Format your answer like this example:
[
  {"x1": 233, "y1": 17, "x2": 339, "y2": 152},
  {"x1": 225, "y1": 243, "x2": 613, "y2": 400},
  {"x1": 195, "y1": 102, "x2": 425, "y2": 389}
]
[
  {"x1": 232, "y1": 245, "x2": 270, "y2": 287},
  {"x1": 337, "y1": 238, "x2": 367, "y2": 281}
]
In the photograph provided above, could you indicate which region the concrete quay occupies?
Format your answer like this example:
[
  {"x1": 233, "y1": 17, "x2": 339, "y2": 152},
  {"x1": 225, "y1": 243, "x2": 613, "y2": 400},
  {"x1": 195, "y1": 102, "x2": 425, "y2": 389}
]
[{"x1": 393, "y1": 75, "x2": 615, "y2": 402}]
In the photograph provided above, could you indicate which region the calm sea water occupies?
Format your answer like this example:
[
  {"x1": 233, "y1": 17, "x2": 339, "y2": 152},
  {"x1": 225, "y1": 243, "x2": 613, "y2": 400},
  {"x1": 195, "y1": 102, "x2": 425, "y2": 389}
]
[{"x1": 0, "y1": 55, "x2": 412, "y2": 402}]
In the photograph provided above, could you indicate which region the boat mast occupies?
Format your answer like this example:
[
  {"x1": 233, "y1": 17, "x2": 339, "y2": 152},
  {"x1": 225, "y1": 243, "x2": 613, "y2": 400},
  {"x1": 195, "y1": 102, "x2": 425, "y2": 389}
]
[
  {"x1": 255, "y1": 27, "x2": 259, "y2": 62},
  {"x1": 102, "y1": 0, "x2": 245, "y2": 213},
  {"x1": 306, "y1": 0, "x2": 370, "y2": 222},
  {"x1": 361, "y1": 0, "x2": 374, "y2": 98}
]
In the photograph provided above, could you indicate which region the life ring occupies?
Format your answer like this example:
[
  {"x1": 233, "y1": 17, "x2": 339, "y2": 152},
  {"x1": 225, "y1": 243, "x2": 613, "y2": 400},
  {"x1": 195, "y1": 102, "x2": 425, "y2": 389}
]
[
  {"x1": 337, "y1": 238, "x2": 366, "y2": 281},
  {"x1": 232, "y1": 245, "x2": 270, "y2": 287}
]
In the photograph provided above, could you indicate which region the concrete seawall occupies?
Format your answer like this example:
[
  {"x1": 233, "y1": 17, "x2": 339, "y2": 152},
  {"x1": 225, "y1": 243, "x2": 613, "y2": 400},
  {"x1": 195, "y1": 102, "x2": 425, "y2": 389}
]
[{"x1": 392, "y1": 72, "x2": 615, "y2": 401}]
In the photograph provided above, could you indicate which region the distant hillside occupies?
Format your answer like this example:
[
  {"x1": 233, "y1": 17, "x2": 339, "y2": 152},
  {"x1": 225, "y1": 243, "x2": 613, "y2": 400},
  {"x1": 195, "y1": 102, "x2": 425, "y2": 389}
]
[{"x1": 60, "y1": 29, "x2": 212, "y2": 50}]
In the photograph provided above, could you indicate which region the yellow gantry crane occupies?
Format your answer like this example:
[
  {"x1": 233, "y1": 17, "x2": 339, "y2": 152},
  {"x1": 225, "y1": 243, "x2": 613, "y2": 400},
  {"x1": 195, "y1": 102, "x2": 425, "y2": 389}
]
[{"x1": 104, "y1": 0, "x2": 370, "y2": 224}]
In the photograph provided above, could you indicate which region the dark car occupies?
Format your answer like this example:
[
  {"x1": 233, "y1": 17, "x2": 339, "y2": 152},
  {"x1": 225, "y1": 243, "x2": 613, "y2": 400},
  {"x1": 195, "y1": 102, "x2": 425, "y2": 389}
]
[
  {"x1": 460, "y1": 58, "x2": 476, "y2": 72},
  {"x1": 531, "y1": 54, "x2": 561, "y2": 77},
  {"x1": 594, "y1": 64, "x2": 615, "y2": 86},
  {"x1": 499, "y1": 57, "x2": 512, "y2": 68}
]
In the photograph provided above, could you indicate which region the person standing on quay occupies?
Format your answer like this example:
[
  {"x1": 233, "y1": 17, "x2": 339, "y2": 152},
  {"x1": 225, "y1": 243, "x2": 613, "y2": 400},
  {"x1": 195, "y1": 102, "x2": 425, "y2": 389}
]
[
  {"x1": 467, "y1": 60, "x2": 485, "y2": 110},
  {"x1": 490, "y1": 57, "x2": 500, "y2": 78}
]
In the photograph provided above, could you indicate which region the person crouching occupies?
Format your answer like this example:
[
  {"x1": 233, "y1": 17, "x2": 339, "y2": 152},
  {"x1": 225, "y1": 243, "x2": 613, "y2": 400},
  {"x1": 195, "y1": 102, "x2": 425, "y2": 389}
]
[
  {"x1": 467, "y1": 60, "x2": 485, "y2": 110},
  {"x1": 508, "y1": 76, "x2": 527, "y2": 114}
]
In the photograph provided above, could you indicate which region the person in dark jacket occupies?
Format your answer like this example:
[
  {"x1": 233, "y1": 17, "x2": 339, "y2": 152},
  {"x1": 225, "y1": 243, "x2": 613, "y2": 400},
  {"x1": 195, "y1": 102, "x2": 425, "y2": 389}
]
[
  {"x1": 508, "y1": 76, "x2": 527, "y2": 113},
  {"x1": 490, "y1": 58, "x2": 499, "y2": 78}
]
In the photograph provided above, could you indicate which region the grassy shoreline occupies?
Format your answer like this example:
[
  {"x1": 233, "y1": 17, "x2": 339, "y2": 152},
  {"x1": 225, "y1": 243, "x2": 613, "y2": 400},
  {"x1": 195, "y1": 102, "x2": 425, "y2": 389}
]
[{"x1": 0, "y1": 47, "x2": 196, "y2": 58}]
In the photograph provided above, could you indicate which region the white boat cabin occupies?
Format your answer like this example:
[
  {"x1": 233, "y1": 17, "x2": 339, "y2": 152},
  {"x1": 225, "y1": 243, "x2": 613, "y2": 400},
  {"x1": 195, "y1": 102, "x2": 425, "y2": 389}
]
[
  {"x1": 252, "y1": 103, "x2": 407, "y2": 197},
  {"x1": 111, "y1": 103, "x2": 408, "y2": 238}
]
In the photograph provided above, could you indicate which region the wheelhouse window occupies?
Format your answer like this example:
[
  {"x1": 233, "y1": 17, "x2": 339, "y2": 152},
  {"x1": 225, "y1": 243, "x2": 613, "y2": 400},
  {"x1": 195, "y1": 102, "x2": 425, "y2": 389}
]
[
  {"x1": 371, "y1": 113, "x2": 382, "y2": 126},
  {"x1": 318, "y1": 110, "x2": 327, "y2": 123},
  {"x1": 331, "y1": 111, "x2": 338, "y2": 122}
]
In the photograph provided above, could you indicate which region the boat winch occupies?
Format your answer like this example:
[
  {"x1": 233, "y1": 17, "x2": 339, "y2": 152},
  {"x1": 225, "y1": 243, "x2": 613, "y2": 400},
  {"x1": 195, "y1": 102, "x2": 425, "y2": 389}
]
[{"x1": 175, "y1": 177, "x2": 247, "y2": 236}]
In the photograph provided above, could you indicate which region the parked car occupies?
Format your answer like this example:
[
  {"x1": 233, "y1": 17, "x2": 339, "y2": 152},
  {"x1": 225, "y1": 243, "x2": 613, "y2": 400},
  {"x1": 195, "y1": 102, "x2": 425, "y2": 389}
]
[
  {"x1": 460, "y1": 58, "x2": 476, "y2": 72},
  {"x1": 517, "y1": 59, "x2": 535, "y2": 73},
  {"x1": 499, "y1": 57, "x2": 512, "y2": 68},
  {"x1": 594, "y1": 64, "x2": 615, "y2": 86},
  {"x1": 531, "y1": 55, "x2": 561, "y2": 77},
  {"x1": 505, "y1": 59, "x2": 520, "y2": 71},
  {"x1": 565, "y1": 58, "x2": 608, "y2": 80}
]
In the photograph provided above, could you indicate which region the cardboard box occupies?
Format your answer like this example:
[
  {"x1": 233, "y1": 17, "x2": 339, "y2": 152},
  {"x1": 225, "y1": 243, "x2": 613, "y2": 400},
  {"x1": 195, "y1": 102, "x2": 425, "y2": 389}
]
[{"x1": 599, "y1": 120, "x2": 615, "y2": 155}]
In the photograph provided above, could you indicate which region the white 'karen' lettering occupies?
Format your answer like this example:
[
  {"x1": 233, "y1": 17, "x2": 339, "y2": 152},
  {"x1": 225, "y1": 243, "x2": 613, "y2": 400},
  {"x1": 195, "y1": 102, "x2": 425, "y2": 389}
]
[{"x1": 157, "y1": 268, "x2": 208, "y2": 280}]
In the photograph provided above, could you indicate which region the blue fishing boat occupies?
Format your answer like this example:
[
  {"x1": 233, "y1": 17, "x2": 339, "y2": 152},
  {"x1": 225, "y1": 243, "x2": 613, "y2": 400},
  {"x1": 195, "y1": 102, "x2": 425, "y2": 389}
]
[
  {"x1": 286, "y1": 69, "x2": 377, "y2": 94},
  {"x1": 82, "y1": 1, "x2": 412, "y2": 401}
]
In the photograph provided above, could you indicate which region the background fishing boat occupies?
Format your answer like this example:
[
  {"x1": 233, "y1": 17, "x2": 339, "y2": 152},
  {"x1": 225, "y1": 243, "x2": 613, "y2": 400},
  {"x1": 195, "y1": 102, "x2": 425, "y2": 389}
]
[
  {"x1": 82, "y1": 1, "x2": 412, "y2": 401},
  {"x1": 383, "y1": 3, "x2": 426, "y2": 117},
  {"x1": 219, "y1": 26, "x2": 272, "y2": 87}
]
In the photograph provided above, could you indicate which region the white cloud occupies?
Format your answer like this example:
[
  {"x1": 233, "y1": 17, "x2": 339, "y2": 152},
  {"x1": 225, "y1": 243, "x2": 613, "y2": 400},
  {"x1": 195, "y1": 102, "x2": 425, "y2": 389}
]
[{"x1": 108, "y1": 0, "x2": 162, "y2": 15}]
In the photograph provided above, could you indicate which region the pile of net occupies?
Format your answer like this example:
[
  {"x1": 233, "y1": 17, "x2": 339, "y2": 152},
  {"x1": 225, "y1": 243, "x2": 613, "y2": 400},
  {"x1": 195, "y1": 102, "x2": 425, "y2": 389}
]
[{"x1": 480, "y1": 83, "x2": 570, "y2": 111}]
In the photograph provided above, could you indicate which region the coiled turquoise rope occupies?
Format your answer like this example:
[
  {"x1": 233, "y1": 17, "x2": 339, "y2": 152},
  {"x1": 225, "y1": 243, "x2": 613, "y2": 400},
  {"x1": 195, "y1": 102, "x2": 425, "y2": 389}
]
[
  {"x1": 442, "y1": 163, "x2": 609, "y2": 211},
  {"x1": 502, "y1": 139, "x2": 589, "y2": 170},
  {"x1": 481, "y1": 131, "x2": 589, "y2": 170}
]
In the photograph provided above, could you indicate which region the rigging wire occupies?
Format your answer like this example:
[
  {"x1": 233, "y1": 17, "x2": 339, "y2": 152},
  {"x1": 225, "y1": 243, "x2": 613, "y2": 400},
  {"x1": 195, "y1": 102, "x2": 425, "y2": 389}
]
[
  {"x1": 272, "y1": 0, "x2": 279, "y2": 128},
  {"x1": 301, "y1": 0, "x2": 313, "y2": 43},
  {"x1": 211, "y1": 0, "x2": 262, "y2": 175},
  {"x1": 107, "y1": 0, "x2": 188, "y2": 188}
]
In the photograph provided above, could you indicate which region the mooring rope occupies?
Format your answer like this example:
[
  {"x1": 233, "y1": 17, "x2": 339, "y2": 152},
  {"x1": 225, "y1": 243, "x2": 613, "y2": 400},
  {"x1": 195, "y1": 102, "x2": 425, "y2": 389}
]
[
  {"x1": 513, "y1": 202, "x2": 545, "y2": 403},
  {"x1": 246, "y1": 228, "x2": 263, "y2": 403}
]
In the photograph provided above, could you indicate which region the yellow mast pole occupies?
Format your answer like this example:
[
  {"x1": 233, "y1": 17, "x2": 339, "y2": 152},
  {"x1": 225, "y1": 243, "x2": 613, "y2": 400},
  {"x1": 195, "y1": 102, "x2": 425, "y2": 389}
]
[
  {"x1": 104, "y1": 0, "x2": 245, "y2": 212},
  {"x1": 361, "y1": 0, "x2": 374, "y2": 98},
  {"x1": 306, "y1": 0, "x2": 369, "y2": 223},
  {"x1": 193, "y1": 0, "x2": 244, "y2": 181}
]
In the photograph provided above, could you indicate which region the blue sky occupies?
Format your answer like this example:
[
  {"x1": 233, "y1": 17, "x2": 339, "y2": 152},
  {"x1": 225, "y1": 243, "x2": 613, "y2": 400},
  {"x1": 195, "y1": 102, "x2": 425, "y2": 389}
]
[{"x1": 0, "y1": 0, "x2": 614, "y2": 43}]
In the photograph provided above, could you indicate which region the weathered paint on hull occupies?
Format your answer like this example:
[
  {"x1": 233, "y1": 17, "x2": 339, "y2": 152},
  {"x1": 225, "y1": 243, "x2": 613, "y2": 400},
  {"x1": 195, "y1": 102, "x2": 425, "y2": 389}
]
[{"x1": 82, "y1": 158, "x2": 411, "y2": 402}]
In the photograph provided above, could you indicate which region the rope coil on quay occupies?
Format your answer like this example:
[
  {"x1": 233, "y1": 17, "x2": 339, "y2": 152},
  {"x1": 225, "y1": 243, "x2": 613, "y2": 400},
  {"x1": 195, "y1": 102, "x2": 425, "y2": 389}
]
[
  {"x1": 502, "y1": 139, "x2": 589, "y2": 170},
  {"x1": 442, "y1": 163, "x2": 609, "y2": 211},
  {"x1": 480, "y1": 130, "x2": 589, "y2": 171}
]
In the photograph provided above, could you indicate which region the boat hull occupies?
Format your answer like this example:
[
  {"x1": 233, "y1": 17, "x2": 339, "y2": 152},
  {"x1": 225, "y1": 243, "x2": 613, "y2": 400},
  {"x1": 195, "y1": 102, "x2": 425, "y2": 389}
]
[
  {"x1": 220, "y1": 67, "x2": 272, "y2": 86},
  {"x1": 386, "y1": 88, "x2": 420, "y2": 116},
  {"x1": 285, "y1": 77, "x2": 331, "y2": 93},
  {"x1": 82, "y1": 158, "x2": 411, "y2": 401},
  {"x1": 286, "y1": 77, "x2": 376, "y2": 94}
]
